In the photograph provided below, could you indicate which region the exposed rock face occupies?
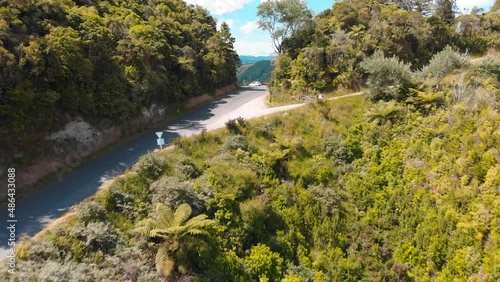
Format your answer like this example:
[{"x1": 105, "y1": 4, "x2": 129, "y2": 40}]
[{"x1": 0, "y1": 84, "x2": 238, "y2": 200}]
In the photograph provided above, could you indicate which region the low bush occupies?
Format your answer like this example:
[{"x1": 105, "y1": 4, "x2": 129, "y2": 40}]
[{"x1": 135, "y1": 154, "x2": 168, "y2": 180}]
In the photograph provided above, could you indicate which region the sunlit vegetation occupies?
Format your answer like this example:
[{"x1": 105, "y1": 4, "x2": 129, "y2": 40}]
[
  {"x1": 1, "y1": 0, "x2": 500, "y2": 281},
  {"x1": 265, "y1": 0, "x2": 500, "y2": 101},
  {"x1": 238, "y1": 60, "x2": 274, "y2": 85},
  {"x1": 0, "y1": 0, "x2": 239, "y2": 166},
  {"x1": 3, "y1": 53, "x2": 499, "y2": 279}
]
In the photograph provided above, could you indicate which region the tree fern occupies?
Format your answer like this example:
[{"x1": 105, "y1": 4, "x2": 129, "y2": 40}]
[{"x1": 134, "y1": 203, "x2": 215, "y2": 277}]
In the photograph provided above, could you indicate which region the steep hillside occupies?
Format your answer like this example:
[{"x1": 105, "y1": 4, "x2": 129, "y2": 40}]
[
  {"x1": 238, "y1": 60, "x2": 274, "y2": 85},
  {"x1": 4, "y1": 55, "x2": 499, "y2": 280},
  {"x1": 0, "y1": 0, "x2": 239, "y2": 170},
  {"x1": 268, "y1": 0, "x2": 500, "y2": 101}
]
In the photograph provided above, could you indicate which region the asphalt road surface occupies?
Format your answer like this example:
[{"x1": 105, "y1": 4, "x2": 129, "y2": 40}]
[{"x1": 0, "y1": 86, "x2": 283, "y2": 258}]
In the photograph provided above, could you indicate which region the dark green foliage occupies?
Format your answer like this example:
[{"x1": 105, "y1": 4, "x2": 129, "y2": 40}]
[
  {"x1": 0, "y1": 0, "x2": 239, "y2": 167},
  {"x1": 434, "y1": 0, "x2": 457, "y2": 25},
  {"x1": 238, "y1": 60, "x2": 274, "y2": 85},
  {"x1": 70, "y1": 222, "x2": 118, "y2": 253},
  {"x1": 100, "y1": 173, "x2": 151, "y2": 220},
  {"x1": 225, "y1": 117, "x2": 247, "y2": 135}
]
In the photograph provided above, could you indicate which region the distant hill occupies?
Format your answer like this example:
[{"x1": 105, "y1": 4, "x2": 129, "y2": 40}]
[
  {"x1": 237, "y1": 60, "x2": 275, "y2": 85},
  {"x1": 239, "y1": 55, "x2": 276, "y2": 64}
]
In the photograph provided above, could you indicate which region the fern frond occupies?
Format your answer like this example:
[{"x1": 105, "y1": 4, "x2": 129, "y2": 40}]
[
  {"x1": 156, "y1": 203, "x2": 174, "y2": 228},
  {"x1": 173, "y1": 203, "x2": 192, "y2": 226},
  {"x1": 156, "y1": 245, "x2": 175, "y2": 277}
]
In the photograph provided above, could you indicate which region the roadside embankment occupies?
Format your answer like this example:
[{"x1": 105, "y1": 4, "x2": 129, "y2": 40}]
[{"x1": 0, "y1": 84, "x2": 238, "y2": 203}]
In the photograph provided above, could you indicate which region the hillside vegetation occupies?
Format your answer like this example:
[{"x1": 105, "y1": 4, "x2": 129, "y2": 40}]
[
  {"x1": 238, "y1": 60, "x2": 274, "y2": 85},
  {"x1": 265, "y1": 0, "x2": 500, "y2": 101},
  {"x1": 1, "y1": 0, "x2": 500, "y2": 281},
  {"x1": 3, "y1": 50, "x2": 500, "y2": 281},
  {"x1": 0, "y1": 0, "x2": 239, "y2": 167},
  {"x1": 240, "y1": 55, "x2": 276, "y2": 64}
]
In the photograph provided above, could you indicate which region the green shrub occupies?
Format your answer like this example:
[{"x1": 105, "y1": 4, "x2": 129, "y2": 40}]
[
  {"x1": 175, "y1": 156, "x2": 202, "y2": 180},
  {"x1": 226, "y1": 118, "x2": 242, "y2": 134},
  {"x1": 360, "y1": 50, "x2": 414, "y2": 101},
  {"x1": 322, "y1": 133, "x2": 350, "y2": 164},
  {"x1": 419, "y1": 46, "x2": 470, "y2": 84},
  {"x1": 244, "y1": 244, "x2": 284, "y2": 281},
  {"x1": 70, "y1": 222, "x2": 118, "y2": 253},
  {"x1": 78, "y1": 200, "x2": 106, "y2": 223},
  {"x1": 135, "y1": 154, "x2": 168, "y2": 181},
  {"x1": 150, "y1": 176, "x2": 205, "y2": 213},
  {"x1": 223, "y1": 135, "x2": 248, "y2": 151}
]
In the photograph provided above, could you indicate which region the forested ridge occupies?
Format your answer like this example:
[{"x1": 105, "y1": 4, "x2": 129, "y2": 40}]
[
  {"x1": 263, "y1": 0, "x2": 500, "y2": 99},
  {"x1": 238, "y1": 60, "x2": 274, "y2": 85},
  {"x1": 1, "y1": 0, "x2": 500, "y2": 281},
  {"x1": 0, "y1": 0, "x2": 239, "y2": 166}
]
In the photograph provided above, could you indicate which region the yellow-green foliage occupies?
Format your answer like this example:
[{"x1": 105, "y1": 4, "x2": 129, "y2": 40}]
[{"x1": 3, "y1": 65, "x2": 500, "y2": 281}]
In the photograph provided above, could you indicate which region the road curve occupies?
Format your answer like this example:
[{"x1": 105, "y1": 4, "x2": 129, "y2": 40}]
[
  {"x1": 0, "y1": 86, "x2": 270, "y2": 258},
  {"x1": 0, "y1": 86, "x2": 366, "y2": 259}
]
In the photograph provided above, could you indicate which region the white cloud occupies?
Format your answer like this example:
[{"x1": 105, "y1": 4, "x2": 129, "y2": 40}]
[
  {"x1": 184, "y1": 0, "x2": 253, "y2": 15},
  {"x1": 240, "y1": 21, "x2": 259, "y2": 35},
  {"x1": 456, "y1": 0, "x2": 493, "y2": 12},
  {"x1": 235, "y1": 40, "x2": 275, "y2": 56},
  {"x1": 225, "y1": 19, "x2": 234, "y2": 28}
]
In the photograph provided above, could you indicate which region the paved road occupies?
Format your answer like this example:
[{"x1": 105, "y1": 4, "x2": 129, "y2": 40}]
[
  {"x1": 0, "y1": 86, "x2": 271, "y2": 258},
  {"x1": 0, "y1": 86, "x2": 366, "y2": 259}
]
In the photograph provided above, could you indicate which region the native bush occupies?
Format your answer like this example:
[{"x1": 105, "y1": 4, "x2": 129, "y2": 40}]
[
  {"x1": 149, "y1": 176, "x2": 205, "y2": 214},
  {"x1": 360, "y1": 50, "x2": 414, "y2": 101},
  {"x1": 70, "y1": 222, "x2": 118, "y2": 253},
  {"x1": 244, "y1": 244, "x2": 284, "y2": 281},
  {"x1": 223, "y1": 134, "x2": 249, "y2": 151},
  {"x1": 135, "y1": 154, "x2": 168, "y2": 181}
]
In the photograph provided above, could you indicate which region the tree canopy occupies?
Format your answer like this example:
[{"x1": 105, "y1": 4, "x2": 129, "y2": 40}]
[
  {"x1": 257, "y1": 0, "x2": 313, "y2": 53},
  {"x1": 0, "y1": 0, "x2": 239, "y2": 167}
]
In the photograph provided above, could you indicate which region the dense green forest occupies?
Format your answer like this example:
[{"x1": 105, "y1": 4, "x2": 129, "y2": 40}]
[
  {"x1": 0, "y1": 0, "x2": 239, "y2": 166},
  {"x1": 1, "y1": 0, "x2": 500, "y2": 281},
  {"x1": 263, "y1": 0, "x2": 500, "y2": 98},
  {"x1": 238, "y1": 60, "x2": 274, "y2": 85},
  {"x1": 3, "y1": 52, "x2": 499, "y2": 280}
]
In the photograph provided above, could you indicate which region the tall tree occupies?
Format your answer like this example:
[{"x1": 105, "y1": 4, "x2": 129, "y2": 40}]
[
  {"x1": 434, "y1": 0, "x2": 457, "y2": 25},
  {"x1": 257, "y1": 0, "x2": 312, "y2": 53}
]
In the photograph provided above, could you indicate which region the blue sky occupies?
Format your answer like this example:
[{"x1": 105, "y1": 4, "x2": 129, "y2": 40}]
[{"x1": 184, "y1": 0, "x2": 496, "y2": 56}]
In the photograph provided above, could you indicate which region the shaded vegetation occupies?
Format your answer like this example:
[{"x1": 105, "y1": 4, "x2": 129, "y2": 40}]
[
  {"x1": 3, "y1": 53, "x2": 499, "y2": 279},
  {"x1": 238, "y1": 60, "x2": 274, "y2": 85},
  {"x1": 1, "y1": 1, "x2": 500, "y2": 282},
  {"x1": 0, "y1": 0, "x2": 239, "y2": 166}
]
